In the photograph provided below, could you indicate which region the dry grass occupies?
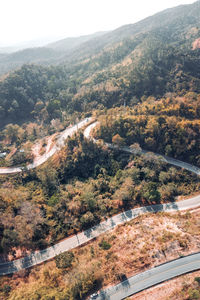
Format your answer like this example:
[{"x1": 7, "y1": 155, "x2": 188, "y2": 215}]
[{"x1": 1, "y1": 209, "x2": 200, "y2": 299}]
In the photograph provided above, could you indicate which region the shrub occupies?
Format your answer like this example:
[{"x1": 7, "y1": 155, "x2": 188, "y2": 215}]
[
  {"x1": 188, "y1": 288, "x2": 200, "y2": 300},
  {"x1": 195, "y1": 277, "x2": 200, "y2": 285},
  {"x1": 55, "y1": 251, "x2": 74, "y2": 269},
  {"x1": 99, "y1": 239, "x2": 111, "y2": 250},
  {"x1": 2, "y1": 285, "x2": 11, "y2": 295}
]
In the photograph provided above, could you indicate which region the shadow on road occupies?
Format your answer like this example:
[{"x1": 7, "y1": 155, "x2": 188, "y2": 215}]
[
  {"x1": 83, "y1": 217, "x2": 117, "y2": 239},
  {"x1": 144, "y1": 201, "x2": 178, "y2": 214},
  {"x1": 0, "y1": 253, "x2": 37, "y2": 275},
  {"x1": 99, "y1": 290, "x2": 109, "y2": 300},
  {"x1": 117, "y1": 274, "x2": 130, "y2": 288},
  {"x1": 84, "y1": 227, "x2": 93, "y2": 238},
  {"x1": 110, "y1": 217, "x2": 116, "y2": 229},
  {"x1": 124, "y1": 209, "x2": 133, "y2": 220}
]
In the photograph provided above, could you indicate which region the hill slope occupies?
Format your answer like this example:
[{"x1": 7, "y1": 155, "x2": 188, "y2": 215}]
[
  {"x1": 0, "y1": 32, "x2": 108, "y2": 76},
  {"x1": 0, "y1": 1, "x2": 200, "y2": 127},
  {"x1": 47, "y1": 31, "x2": 108, "y2": 52}
]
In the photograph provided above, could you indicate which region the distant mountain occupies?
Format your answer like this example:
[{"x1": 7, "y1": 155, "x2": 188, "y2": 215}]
[
  {"x1": 0, "y1": 36, "x2": 65, "y2": 54},
  {"x1": 0, "y1": 47, "x2": 63, "y2": 76},
  {"x1": 1, "y1": 47, "x2": 60, "y2": 63},
  {"x1": 57, "y1": 0, "x2": 200, "y2": 100},
  {"x1": 0, "y1": 0, "x2": 200, "y2": 127},
  {"x1": 0, "y1": 47, "x2": 19, "y2": 54},
  {"x1": 47, "y1": 31, "x2": 108, "y2": 52},
  {"x1": 0, "y1": 32, "x2": 108, "y2": 76},
  {"x1": 58, "y1": 0, "x2": 200, "y2": 63},
  {"x1": 2, "y1": 1, "x2": 199, "y2": 76}
]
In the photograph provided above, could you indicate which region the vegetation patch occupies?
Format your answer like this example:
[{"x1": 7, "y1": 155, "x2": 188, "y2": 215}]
[
  {"x1": 55, "y1": 251, "x2": 75, "y2": 269},
  {"x1": 99, "y1": 239, "x2": 112, "y2": 250}
]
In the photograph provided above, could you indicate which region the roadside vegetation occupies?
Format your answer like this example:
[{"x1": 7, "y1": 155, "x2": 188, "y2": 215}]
[
  {"x1": 0, "y1": 132, "x2": 199, "y2": 259},
  {"x1": 169, "y1": 275, "x2": 200, "y2": 300},
  {"x1": 0, "y1": 210, "x2": 200, "y2": 299},
  {"x1": 0, "y1": 110, "x2": 86, "y2": 168},
  {"x1": 94, "y1": 92, "x2": 200, "y2": 166}
]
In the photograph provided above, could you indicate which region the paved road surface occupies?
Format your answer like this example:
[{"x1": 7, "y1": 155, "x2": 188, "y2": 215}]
[
  {"x1": 0, "y1": 120, "x2": 200, "y2": 300},
  {"x1": 96, "y1": 252, "x2": 200, "y2": 299},
  {"x1": 84, "y1": 122, "x2": 200, "y2": 175},
  {"x1": 85, "y1": 122, "x2": 200, "y2": 299},
  {"x1": 0, "y1": 118, "x2": 92, "y2": 174},
  {"x1": 0, "y1": 193, "x2": 200, "y2": 276}
]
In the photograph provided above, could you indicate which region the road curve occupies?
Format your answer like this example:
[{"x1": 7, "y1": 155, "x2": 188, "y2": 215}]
[
  {"x1": 86, "y1": 122, "x2": 200, "y2": 299},
  {"x1": 0, "y1": 118, "x2": 92, "y2": 175},
  {"x1": 0, "y1": 193, "x2": 200, "y2": 276},
  {"x1": 96, "y1": 252, "x2": 200, "y2": 300},
  {"x1": 84, "y1": 122, "x2": 200, "y2": 176},
  {"x1": 0, "y1": 120, "x2": 200, "y2": 286}
]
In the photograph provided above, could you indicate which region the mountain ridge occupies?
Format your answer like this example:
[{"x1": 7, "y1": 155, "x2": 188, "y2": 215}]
[
  {"x1": 1, "y1": 1, "x2": 199, "y2": 76},
  {"x1": 0, "y1": 0, "x2": 200, "y2": 128},
  {"x1": 47, "y1": 31, "x2": 108, "y2": 52}
]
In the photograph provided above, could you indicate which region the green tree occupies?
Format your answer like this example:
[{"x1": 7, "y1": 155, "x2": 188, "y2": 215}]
[
  {"x1": 37, "y1": 166, "x2": 59, "y2": 196},
  {"x1": 80, "y1": 212, "x2": 94, "y2": 228},
  {"x1": 142, "y1": 182, "x2": 161, "y2": 203},
  {"x1": 1, "y1": 229, "x2": 19, "y2": 252},
  {"x1": 3, "y1": 124, "x2": 20, "y2": 144}
]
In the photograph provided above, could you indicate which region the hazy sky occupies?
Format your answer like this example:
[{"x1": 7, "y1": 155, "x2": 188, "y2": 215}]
[{"x1": 0, "y1": 0, "x2": 195, "y2": 46}]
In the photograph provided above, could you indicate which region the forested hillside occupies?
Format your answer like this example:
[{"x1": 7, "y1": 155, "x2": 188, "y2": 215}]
[
  {"x1": 1, "y1": 2, "x2": 200, "y2": 298},
  {"x1": 0, "y1": 65, "x2": 71, "y2": 127},
  {"x1": 0, "y1": 1, "x2": 200, "y2": 131},
  {"x1": 0, "y1": 132, "x2": 199, "y2": 256},
  {"x1": 94, "y1": 92, "x2": 200, "y2": 166},
  {"x1": 0, "y1": 0, "x2": 200, "y2": 261}
]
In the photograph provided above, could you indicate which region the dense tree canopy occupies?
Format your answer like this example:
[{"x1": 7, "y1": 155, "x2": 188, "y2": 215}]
[{"x1": 94, "y1": 94, "x2": 200, "y2": 166}]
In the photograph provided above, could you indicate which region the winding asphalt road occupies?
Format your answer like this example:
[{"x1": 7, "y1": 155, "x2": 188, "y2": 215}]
[
  {"x1": 96, "y1": 252, "x2": 200, "y2": 300},
  {"x1": 84, "y1": 122, "x2": 200, "y2": 176},
  {"x1": 1, "y1": 193, "x2": 200, "y2": 276},
  {"x1": 0, "y1": 118, "x2": 92, "y2": 174},
  {"x1": 0, "y1": 121, "x2": 200, "y2": 299}
]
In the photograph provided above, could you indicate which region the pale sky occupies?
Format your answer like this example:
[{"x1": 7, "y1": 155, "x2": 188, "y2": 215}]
[{"x1": 0, "y1": 0, "x2": 195, "y2": 47}]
